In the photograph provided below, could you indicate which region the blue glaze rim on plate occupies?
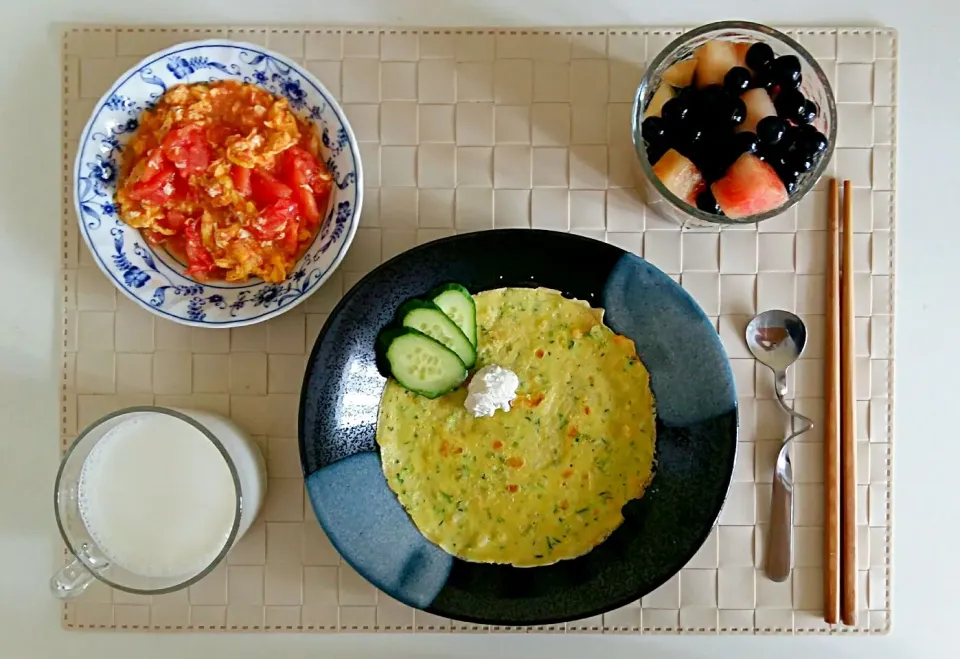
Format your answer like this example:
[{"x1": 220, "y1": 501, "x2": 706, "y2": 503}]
[{"x1": 299, "y1": 229, "x2": 738, "y2": 625}]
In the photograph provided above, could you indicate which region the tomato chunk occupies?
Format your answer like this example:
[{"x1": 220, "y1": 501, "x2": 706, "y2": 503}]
[
  {"x1": 140, "y1": 149, "x2": 167, "y2": 183},
  {"x1": 164, "y1": 211, "x2": 188, "y2": 231},
  {"x1": 282, "y1": 215, "x2": 301, "y2": 256},
  {"x1": 250, "y1": 199, "x2": 298, "y2": 241},
  {"x1": 250, "y1": 169, "x2": 293, "y2": 208},
  {"x1": 290, "y1": 164, "x2": 320, "y2": 227},
  {"x1": 206, "y1": 124, "x2": 237, "y2": 145},
  {"x1": 127, "y1": 163, "x2": 177, "y2": 205},
  {"x1": 280, "y1": 147, "x2": 323, "y2": 226},
  {"x1": 165, "y1": 233, "x2": 187, "y2": 260},
  {"x1": 231, "y1": 165, "x2": 252, "y2": 197},
  {"x1": 312, "y1": 174, "x2": 333, "y2": 197},
  {"x1": 144, "y1": 229, "x2": 166, "y2": 247},
  {"x1": 296, "y1": 187, "x2": 320, "y2": 226},
  {"x1": 183, "y1": 217, "x2": 217, "y2": 276},
  {"x1": 169, "y1": 175, "x2": 195, "y2": 204},
  {"x1": 153, "y1": 210, "x2": 188, "y2": 235},
  {"x1": 280, "y1": 146, "x2": 320, "y2": 184},
  {"x1": 162, "y1": 124, "x2": 211, "y2": 177}
]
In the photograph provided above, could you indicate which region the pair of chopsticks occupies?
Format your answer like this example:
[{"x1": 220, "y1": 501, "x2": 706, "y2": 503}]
[{"x1": 824, "y1": 179, "x2": 856, "y2": 626}]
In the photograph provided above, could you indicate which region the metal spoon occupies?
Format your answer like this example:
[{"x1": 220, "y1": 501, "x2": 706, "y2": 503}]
[{"x1": 745, "y1": 310, "x2": 814, "y2": 582}]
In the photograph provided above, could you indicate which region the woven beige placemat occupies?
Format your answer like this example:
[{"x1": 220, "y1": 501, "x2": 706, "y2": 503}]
[{"x1": 60, "y1": 25, "x2": 895, "y2": 634}]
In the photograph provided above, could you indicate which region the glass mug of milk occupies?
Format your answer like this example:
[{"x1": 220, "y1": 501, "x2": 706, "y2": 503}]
[{"x1": 51, "y1": 406, "x2": 267, "y2": 598}]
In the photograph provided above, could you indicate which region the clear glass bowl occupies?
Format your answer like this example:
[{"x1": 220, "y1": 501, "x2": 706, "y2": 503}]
[{"x1": 631, "y1": 21, "x2": 837, "y2": 227}]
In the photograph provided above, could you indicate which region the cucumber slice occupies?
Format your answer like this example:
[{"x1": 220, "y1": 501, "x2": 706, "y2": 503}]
[
  {"x1": 377, "y1": 327, "x2": 467, "y2": 398},
  {"x1": 428, "y1": 283, "x2": 477, "y2": 348},
  {"x1": 396, "y1": 299, "x2": 477, "y2": 369}
]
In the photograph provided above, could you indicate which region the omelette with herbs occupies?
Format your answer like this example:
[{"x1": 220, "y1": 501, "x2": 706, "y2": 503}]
[
  {"x1": 116, "y1": 80, "x2": 333, "y2": 283},
  {"x1": 376, "y1": 287, "x2": 657, "y2": 567}
]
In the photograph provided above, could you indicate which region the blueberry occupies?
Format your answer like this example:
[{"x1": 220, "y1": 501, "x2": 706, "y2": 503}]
[
  {"x1": 756, "y1": 148, "x2": 780, "y2": 165},
  {"x1": 729, "y1": 97, "x2": 747, "y2": 127},
  {"x1": 641, "y1": 116, "x2": 668, "y2": 146},
  {"x1": 735, "y1": 131, "x2": 760, "y2": 155},
  {"x1": 774, "y1": 88, "x2": 806, "y2": 122},
  {"x1": 779, "y1": 157, "x2": 801, "y2": 178},
  {"x1": 724, "y1": 66, "x2": 752, "y2": 94},
  {"x1": 778, "y1": 124, "x2": 804, "y2": 156},
  {"x1": 697, "y1": 157, "x2": 729, "y2": 183},
  {"x1": 696, "y1": 84, "x2": 729, "y2": 110},
  {"x1": 765, "y1": 152, "x2": 789, "y2": 172},
  {"x1": 756, "y1": 116, "x2": 788, "y2": 146},
  {"x1": 799, "y1": 99, "x2": 819, "y2": 125},
  {"x1": 660, "y1": 97, "x2": 692, "y2": 132},
  {"x1": 672, "y1": 136, "x2": 700, "y2": 163},
  {"x1": 687, "y1": 139, "x2": 721, "y2": 178},
  {"x1": 693, "y1": 85, "x2": 739, "y2": 130},
  {"x1": 750, "y1": 62, "x2": 776, "y2": 90},
  {"x1": 701, "y1": 135, "x2": 744, "y2": 182},
  {"x1": 696, "y1": 189, "x2": 723, "y2": 214},
  {"x1": 791, "y1": 153, "x2": 815, "y2": 174},
  {"x1": 678, "y1": 125, "x2": 706, "y2": 151},
  {"x1": 746, "y1": 42, "x2": 775, "y2": 71},
  {"x1": 800, "y1": 126, "x2": 829, "y2": 156},
  {"x1": 705, "y1": 130, "x2": 735, "y2": 152},
  {"x1": 772, "y1": 55, "x2": 802, "y2": 89},
  {"x1": 774, "y1": 158, "x2": 801, "y2": 192},
  {"x1": 677, "y1": 85, "x2": 699, "y2": 104},
  {"x1": 779, "y1": 170, "x2": 799, "y2": 195}
]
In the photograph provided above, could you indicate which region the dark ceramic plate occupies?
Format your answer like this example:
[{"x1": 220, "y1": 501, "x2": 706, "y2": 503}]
[{"x1": 299, "y1": 229, "x2": 737, "y2": 626}]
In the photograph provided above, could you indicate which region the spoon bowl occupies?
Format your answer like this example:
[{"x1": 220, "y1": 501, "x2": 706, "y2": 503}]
[{"x1": 745, "y1": 309, "x2": 807, "y2": 376}]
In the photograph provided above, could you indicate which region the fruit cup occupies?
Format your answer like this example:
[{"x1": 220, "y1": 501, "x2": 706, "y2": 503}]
[{"x1": 632, "y1": 21, "x2": 837, "y2": 227}]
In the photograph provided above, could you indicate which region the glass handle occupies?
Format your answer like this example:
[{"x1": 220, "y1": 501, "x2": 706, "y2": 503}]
[
  {"x1": 50, "y1": 545, "x2": 109, "y2": 599},
  {"x1": 50, "y1": 558, "x2": 95, "y2": 599}
]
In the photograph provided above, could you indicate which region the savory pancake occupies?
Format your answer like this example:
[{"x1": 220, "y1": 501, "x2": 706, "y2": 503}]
[{"x1": 376, "y1": 287, "x2": 657, "y2": 566}]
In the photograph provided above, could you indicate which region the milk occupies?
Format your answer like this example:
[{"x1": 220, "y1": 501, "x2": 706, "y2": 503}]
[{"x1": 78, "y1": 413, "x2": 239, "y2": 579}]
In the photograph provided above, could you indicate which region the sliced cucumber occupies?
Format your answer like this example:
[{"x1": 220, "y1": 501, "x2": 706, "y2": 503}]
[
  {"x1": 377, "y1": 327, "x2": 467, "y2": 398},
  {"x1": 395, "y1": 299, "x2": 477, "y2": 369},
  {"x1": 428, "y1": 283, "x2": 477, "y2": 348}
]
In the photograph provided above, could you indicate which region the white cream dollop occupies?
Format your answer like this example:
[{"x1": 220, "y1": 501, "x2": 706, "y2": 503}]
[{"x1": 464, "y1": 365, "x2": 519, "y2": 418}]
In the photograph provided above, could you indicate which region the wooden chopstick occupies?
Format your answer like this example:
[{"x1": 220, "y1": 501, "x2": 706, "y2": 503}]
[
  {"x1": 839, "y1": 180, "x2": 858, "y2": 626},
  {"x1": 823, "y1": 179, "x2": 840, "y2": 624}
]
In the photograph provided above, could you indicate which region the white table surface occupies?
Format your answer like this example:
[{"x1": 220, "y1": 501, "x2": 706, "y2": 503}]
[{"x1": 0, "y1": 0, "x2": 953, "y2": 657}]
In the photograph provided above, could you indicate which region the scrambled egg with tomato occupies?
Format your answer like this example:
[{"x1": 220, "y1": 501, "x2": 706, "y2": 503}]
[
  {"x1": 116, "y1": 80, "x2": 333, "y2": 283},
  {"x1": 377, "y1": 287, "x2": 657, "y2": 567}
]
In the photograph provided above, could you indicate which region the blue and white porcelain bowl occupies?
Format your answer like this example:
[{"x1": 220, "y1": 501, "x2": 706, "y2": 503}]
[{"x1": 74, "y1": 40, "x2": 362, "y2": 327}]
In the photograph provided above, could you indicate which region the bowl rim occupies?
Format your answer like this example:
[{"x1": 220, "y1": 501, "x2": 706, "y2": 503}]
[
  {"x1": 631, "y1": 20, "x2": 838, "y2": 226},
  {"x1": 72, "y1": 38, "x2": 363, "y2": 328}
]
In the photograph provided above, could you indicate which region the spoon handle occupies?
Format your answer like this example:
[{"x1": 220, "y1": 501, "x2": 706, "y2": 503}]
[
  {"x1": 765, "y1": 463, "x2": 793, "y2": 582},
  {"x1": 765, "y1": 376, "x2": 811, "y2": 583}
]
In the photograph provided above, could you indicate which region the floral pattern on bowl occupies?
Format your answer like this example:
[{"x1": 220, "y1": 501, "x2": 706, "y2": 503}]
[{"x1": 74, "y1": 40, "x2": 362, "y2": 327}]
